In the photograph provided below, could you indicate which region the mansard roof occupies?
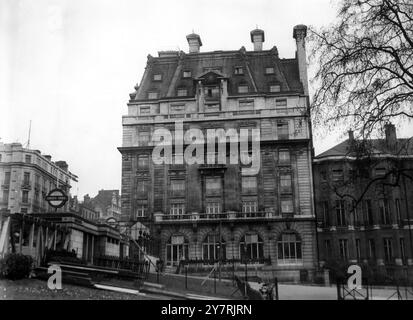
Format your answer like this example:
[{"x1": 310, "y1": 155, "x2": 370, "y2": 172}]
[{"x1": 130, "y1": 48, "x2": 304, "y2": 101}]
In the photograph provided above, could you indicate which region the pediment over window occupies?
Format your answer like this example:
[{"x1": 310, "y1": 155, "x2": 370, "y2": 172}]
[{"x1": 195, "y1": 70, "x2": 228, "y2": 85}]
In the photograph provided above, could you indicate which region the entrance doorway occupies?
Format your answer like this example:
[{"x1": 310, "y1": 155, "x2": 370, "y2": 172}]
[{"x1": 166, "y1": 235, "x2": 189, "y2": 266}]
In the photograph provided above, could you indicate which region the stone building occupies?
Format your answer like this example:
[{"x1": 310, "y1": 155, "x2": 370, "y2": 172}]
[
  {"x1": 119, "y1": 26, "x2": 317, "y2": 280},
  {"x1": 314, "y1": 124, "x2": 413, "y2": 281},
  {"x1": 0, "y1": 142, "x2": 78, "y2": 214},
  {"x1": 83, "y1": 189, "x2": 122, "y2": 221}
]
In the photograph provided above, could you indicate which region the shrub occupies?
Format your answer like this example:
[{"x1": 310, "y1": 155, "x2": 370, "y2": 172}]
[{"x1": 0, "y1": 253, "x2": 33, "y2": 280}]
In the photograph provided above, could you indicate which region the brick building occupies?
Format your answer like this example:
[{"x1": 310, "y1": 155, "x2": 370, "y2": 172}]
[
  {"x1": 314, "y1": 124, "x2": 413, "y2": 281},
  {"x1": 0, "y1": 142, "x2": 78, "y2": 214},
  {"x1": 119, "y1": 26, "x2": 317, "y2": 280}
]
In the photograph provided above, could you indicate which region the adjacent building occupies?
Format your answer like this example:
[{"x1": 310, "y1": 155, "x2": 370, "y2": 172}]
[
  {"x1": 83, "y1": 189, "x2": 122, "y2": 221},
  {"x1": 119, "y1": 26, "x2": 317, "y2": 280},
  {"x1": 314, "y1": 124, "x2": 413, "y2": 280},
  {"x1": 0, "y1": 142, "x2": 78, "y2": 214}
]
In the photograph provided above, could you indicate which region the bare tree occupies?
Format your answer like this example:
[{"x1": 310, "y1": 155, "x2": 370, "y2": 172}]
[{"x1": 309, "y1": 0, "x2": 413, "y2": 138}]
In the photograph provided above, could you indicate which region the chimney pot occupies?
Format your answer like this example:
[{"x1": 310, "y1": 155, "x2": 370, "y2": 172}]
[
  {"x1": 385, "y1": 123, "x2": 397, "y2": 148},
  {"x1": 348, "y1": 130, "x2": 354, "y2": 141}
]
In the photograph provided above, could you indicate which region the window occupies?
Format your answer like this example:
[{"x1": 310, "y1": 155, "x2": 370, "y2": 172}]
[
  {"x1": 324, "y1": 240, "x2": 332, "y2": 259},
  {"x1": 242, "y1": 201, "x2": 257, "y2": 213},
  {"x1": 379, "y1": 199, "x2": 391, "y2": 225},
  {"x1": 153, "y1": 74, "x2": 162, "y2": 81},
  {"x1": 265, "y1": 67, "x2": 275, "y2": 74},
  {"x1": 278, "y1": 233, "x2": 302, "y2": 264},
  {"x1": 0, "y1": 154, "x2": 2, "y2": 162},
  {"x1": 383, "y1": 238, "x2": 393, "y2": 262},
  {"x1": 368, "y1": 239, "x2": 376, "y2": 259},
  {"x1": 22, "y1": 190, "x2": 29, "y2": 203},
  {"x1": 395, "y1": 199, "x2": 402, "y2": 224},
  {"x1": 332, "y1": 169, "x2": 344, "y2": 181},
  {"x1": 336, "y1": 200, "x2": 346, "y2": 226},
  {"x1": 322, "y1": 201, "x2": 330, "y2": 227},
  {"x1": 238, "y1": 85, "x2": 249, "y2": 93},
  {"x1": 170, "y1": 203, "x2": 185, "y2": 215},
  {"x1": 240, "y1": 233, "x2": 264, "y2": 260},
  {"x1": 136, "y1": 180, "x2": 148, "y2": 195},
  {"x1": 170, "y1": 104, "x2": 185, "y2": 113},
  {"x1": 139, "y1": 106, "x2": 151, "y2": 115},
  {"x1": 202, "y1": 234, "x2": 226, "y2": 260},
  {"x1": 206, "y1": 177, "x2": 221, "y2": 195},
  {"x1": 137, "y1": 155, "x2": 149, "y2": 169},
  {"x1": 4, "y1": 172, "x2": 11, "y2": 185},
  {"x1": 269, "y1": 84, "x2": 281, "y2": 93},
  {"x1": 138, "y1": 131, "x2": 150, "y2": 144},
  {"x1": 275, "y1": 99, "x2": 287, "y2": 107},
  {"x1": 135, "y1": 205, "x2": 148, "y2": 218},
  {"x1": 170, "y1": 179, "x2": 185, "y2": 196},
  {"x1": 242, "y1": 176, "x2": 257, "y2": 193},
  {"x1": 183, "y1": 70, "x2": 191, "y2": 78},
  {"x1": 351, "y1": 201, "x2": 361, "y2": 226},
  {"x1": 234, "y1": 66, "x2": 243, "y2": 75},
  {"x1": 204, "y1": 86, "x2": 219, "y2": 99},
  {"x1": 400, "y1": 238, "x2": 406, "y2": 264},
  {"x1": 148, "y1": 92, "x2": 158, "y2": 99},
  {"x1": 206, "y1": 202, "x2": 221, "y2": 215},
  {"x1": 239, "y1": 100, "x2": 254, "y2": 109},
  {"x1": 281, "y1": 198, "x2": 294, "y2": 214},
  {"x1": 2, "y1": 190, "x2": 9, "y2": 203},
  {"x1": 25, "y1": 155, "x2": 31, "y2": 163},
  {"x1": 355, "y1": 239, "x2": 361, "y2": 260},
  {"x1": 280, "y1": 174, "x2": 292, "y2": 193},
  {"x1": 277, "y1": 121, "x2": 289, "y2": 139},
  {"x1": 177, "y1": 88, "x2": 187, "y2": 97},
  {"x1": 339, "y1": 239, "x2": 348, "y2": 260},
  {"x1": 364, "y1": 200, "x2": 373, "y2": 225},
  {"x1": 23, "y1": 172, "x2": 30, "y2": 185},
  {"x1": 279, "y1": 149, "x2": 290, "y2": 164},
  {"x1": 375, "y1": 167, "x2": 386, "y2": 177}
]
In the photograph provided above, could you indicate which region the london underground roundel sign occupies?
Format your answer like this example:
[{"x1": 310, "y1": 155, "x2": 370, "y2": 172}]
[{"x1": 45, "y1": 188, "x2": 68, "y2": 208}]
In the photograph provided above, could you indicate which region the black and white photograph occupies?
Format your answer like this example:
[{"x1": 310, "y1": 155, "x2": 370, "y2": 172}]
[{"x1": 1, "y1": 0, "x2": 413, "y2": 309}]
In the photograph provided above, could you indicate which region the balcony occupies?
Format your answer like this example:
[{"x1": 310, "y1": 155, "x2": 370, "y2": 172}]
[
  {"x1": 154, "y1": 211, "x2": 283, "y2": 223},
  {"x1": 21, "y1": 182, "x2": 31, "y2": 190}
]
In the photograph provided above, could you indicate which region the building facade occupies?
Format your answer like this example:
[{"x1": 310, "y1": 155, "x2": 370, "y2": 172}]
[
  {"x1": 0, "y1": 142, "x2": 78, "y2": 214},
  {"x1": 119, "y1": 26, "x2": 317, "y2": 280},
  {"x1": 314, "y1": 124, "x2": 413, "y2": 281},
  {"x1": 83, "y1": 189, "x2": 122, "y2": 221}
]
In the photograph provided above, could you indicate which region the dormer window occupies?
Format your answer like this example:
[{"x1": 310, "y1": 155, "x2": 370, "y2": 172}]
[
  {"x1": 204, "y1": 86, "x2": 219, "y2": 99},
  {"x1": 238, "y1": 85, "x2": 249, "y2": 93},
  {"x1": 177, "y1": 88, "x2": 188, "y2": 97},
  {"x1": 234, "y1": 66, "x2": 244, "y2": 75},
  {"x1": 269, "y1": 84, "x2": 281, "y2": 93},
  {"x1": 265, "y1": 67, "x2": 275, "y2": 74},
  {"x1": 183, "y1": 71, "x2": 192, "y2": 78},
  {"x1": 148, "y1": 92, "x2": 158, "y2": 99},
  {"x1": 153, "y1": 74, "x2": 162, "y2": 81}
]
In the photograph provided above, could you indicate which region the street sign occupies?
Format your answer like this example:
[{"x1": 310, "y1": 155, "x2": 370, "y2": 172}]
[{"x1": 45, "y1": 188, "x2": 68, "y2": 209}]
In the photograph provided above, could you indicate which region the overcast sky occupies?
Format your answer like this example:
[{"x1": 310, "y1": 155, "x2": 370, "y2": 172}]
[{"x1": 1, "y1": 0, "x2": 412, "y2": 198}]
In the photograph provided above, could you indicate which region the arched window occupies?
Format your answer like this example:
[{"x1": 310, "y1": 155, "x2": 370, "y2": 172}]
[
  {"x1": 239, "y1": 233, "x2": 263, "y2": 260},
  {"x1": 202, "y1": 234, "x2": 226, "y2": 261},
  {"x1": 277, "y1": 232, "x2": 302, "y2": 265},
  {"x1": 166, "y1": 235, "x2": 189, "y2": 266}
]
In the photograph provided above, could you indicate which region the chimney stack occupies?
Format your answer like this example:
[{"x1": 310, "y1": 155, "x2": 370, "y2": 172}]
[
  {"x1": 293, "y1": 24, "x2": 309, "y2": 96},
  {"x1": 186, "y1": 33, "x2": 202, "y2": 53},
  {"x1": 250, "y1": 29, "x2": 265, "y2": 51},
  {"x1": 385, "y1": 123, "x2": 397, "y2": 148},
  {"x1": 348, "y1": 130, "x2": 354, "y2": 142}
]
